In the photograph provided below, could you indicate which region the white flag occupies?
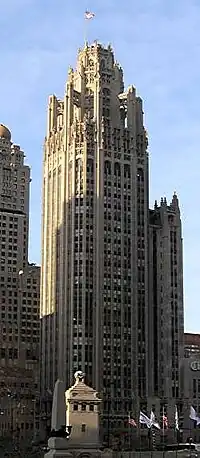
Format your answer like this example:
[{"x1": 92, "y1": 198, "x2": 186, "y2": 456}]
[
  {"x1": 139, "y1": 411, "x2": 152, "y2": 428},
  {"x1": 151, "y1": 411, "x2": 161, "y2": 429},
  {"x1": 175, "y1": 405, "x2": 179, "y2": 430},
  {"x1": 150, "y1": 410, "x2": 161, "y2": 430},
  {"x1": 84, "y1": 10, "x2": 95, "y2": 20},
  {"x1": 189, "y1": 406, "x2": 200, "y2": 426}
]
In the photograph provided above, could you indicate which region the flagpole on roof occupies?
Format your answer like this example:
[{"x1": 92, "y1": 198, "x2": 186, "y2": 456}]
[
  {"x1": 128, "y1": 411, "x2": 131, "y2": 450},
  {"x1": 84, "y1": 10, "x2": 95, "y2": 46},
  {"x1": 84, "y1": 13, "x2": 87, "y2": 47},
  {"x1": 175, "y1": 405, "x2": 179, "y2": 444},
  {"x1": 162, "y1": 406, "x2": 165, "y2": 448},
  {"x1": 139, "y1": 411, "x2": 141, "y2": 458}
]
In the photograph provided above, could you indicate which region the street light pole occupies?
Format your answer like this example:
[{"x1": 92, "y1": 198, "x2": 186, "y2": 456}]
[
  {"x1": 33, "y1": 398, "x2": 36, "y2": 441},
  {"x1": 108, "y1": 393, "x2": 111, "y2": 449},
  {"x1": 105, "y1": 381, "x2": 114, "y2": 449},
  {"x1": 10, "y1": 397, "x2": 13, "y2": 438},
  {"x1": 7, "y1": 391, "x2": 14, "y2": 440}
]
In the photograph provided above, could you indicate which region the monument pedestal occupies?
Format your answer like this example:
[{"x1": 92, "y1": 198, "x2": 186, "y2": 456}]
[
  {"x1": 44, "y1": 438, "x2": 73, "y2": 458},
  {"x1": 44, "y1": 439, "x2": 112, "y2": 457},
  {"x1": 45, "y1": 451, "x2": 72, "y2": 458},
  {"x1": 45, "y1": 442, "x2": 112, "y2": 457}
]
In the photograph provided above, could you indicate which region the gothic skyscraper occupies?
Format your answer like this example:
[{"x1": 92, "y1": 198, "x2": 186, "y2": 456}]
[
  {"x1": 40, "y1": 42, "x2": 149, "y2": 432},
  {"x1": 148, "y1": 195, "x2": 184, "y2": 418}
]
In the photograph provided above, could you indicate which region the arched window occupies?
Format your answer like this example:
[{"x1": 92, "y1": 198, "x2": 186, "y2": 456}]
[{"x1": 104, "y1": 160, "x2": 111, "y2": 175}]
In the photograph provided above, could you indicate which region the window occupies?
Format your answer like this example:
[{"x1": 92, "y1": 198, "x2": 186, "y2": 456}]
[
  {"x1": 74, "y1": 403, "x2": 78, "y2": 411},
  {"x1": 81, "y1": 424, "x2": 86, "y2": 432}
]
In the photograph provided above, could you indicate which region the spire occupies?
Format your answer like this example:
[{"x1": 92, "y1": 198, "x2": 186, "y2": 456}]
[
  {"x1": 160, "y1": 196, "x2": 167, "y2": 207},
  {"x1": 68, "y1": 66, "x2": 73, "y2": 75},
  {"x1": 171, "y1": 191, "x2": 179, "y2": 211}
]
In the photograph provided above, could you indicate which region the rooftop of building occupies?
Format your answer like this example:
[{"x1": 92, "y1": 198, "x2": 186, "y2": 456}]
[
  {"x1": 185, "y1": 333, "x2": 200, "y2": 346},
  {"x1": 66, "y1": 371, "x2": 101, "y2": 402},
  {"x1": 0, "y1": 124, "x2": 11, "y2": 141}
]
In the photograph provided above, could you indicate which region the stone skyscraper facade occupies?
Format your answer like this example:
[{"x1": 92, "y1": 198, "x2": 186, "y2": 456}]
[
  {"x1": 40, "y1": 42, "x2": 184, "y2": 444},
  {"x1": 0, "y1": 124, "x2": 40, "y2": 440},
  {"x1": 40, "y1": 42, "x2": 149, "y2": 435},
  {"x1": 148, "y1": 195, "x2": 184, "y2": 433},
  {"x1": 149, "y1": 195, "x2": 184, "y2": 399},
  {"x1": 0, "y1": 124, "x2": 40, "y2": 367}
]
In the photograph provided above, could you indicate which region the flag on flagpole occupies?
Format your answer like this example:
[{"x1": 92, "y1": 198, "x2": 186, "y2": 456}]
[
  {"x1": 139, "y1": 411, "x2": 152, "y2": 428},
  {"x1": 84, "y1": 10, "x2": 95, "y2": 20},
  {"x1": 163, "y1": 414, "x2": 168, "y2": 428},
  {"x1": 128, "y1": 417, "x2": 137, "y2": 427},
  {"x1": 150, "y1": 410, "x2": 161, "y2": 430},
  {"x1": 175, "y1": 405, "x2": 179, "y2": 430},
  {"x1": 189, "y1": 406, "x2": 200, "y2": 426}
]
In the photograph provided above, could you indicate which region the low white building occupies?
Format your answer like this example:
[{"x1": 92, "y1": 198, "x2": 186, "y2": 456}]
[{"x1": 65, "y1": 371, "x2": 102, "y2": 452}]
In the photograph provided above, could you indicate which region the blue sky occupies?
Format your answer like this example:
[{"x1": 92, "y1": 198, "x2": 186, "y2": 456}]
[{"x1": 0, "y1": 0, "x2": 199, "y2": 332}]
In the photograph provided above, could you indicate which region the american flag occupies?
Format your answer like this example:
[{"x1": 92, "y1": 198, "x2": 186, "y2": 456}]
[
  {"x1": 84, "y1": 10, "x2": 95, "y2": 20},
  {"x1": 128, "y1": 417, "x2": 137, "y2": 427},
  {"x1": 163, "y1": 414, "x2": 168, "y2": 428}
]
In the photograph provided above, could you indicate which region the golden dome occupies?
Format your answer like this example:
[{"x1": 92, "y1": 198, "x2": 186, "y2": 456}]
[{"x1": 0, "y1": 124, "x2": 11, "y2": 141}]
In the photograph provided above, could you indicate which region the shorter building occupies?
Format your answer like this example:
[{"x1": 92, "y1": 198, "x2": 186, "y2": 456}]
[
  {"x1": 20, "y1": 263, "x2": 40, "y2": 370},
  {"x1": 181, "y1": 354, "x2": 200, "y2": 442},
  {"x1": 148, "y1": 194, "x2": 184, "y2": 402},
  {"x1": 0, "y1": 263, "x2": 40, "y2": 443},
  {"x1": 185, "y1": 333, "x2": 200, "y2": 358},
  {"x1": 66, "y1": 371, "x2": 102, "y2": 452},
  {"x1": 0, "y1": 366, "x2": 39, "y2": 444},
  {"x1": 0, "y1": 124, "x2": 41, "y2": 448}
]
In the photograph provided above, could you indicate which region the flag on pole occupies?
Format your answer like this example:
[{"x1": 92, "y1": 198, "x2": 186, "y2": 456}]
[
  {"x1": 128, "y1": 417, "x2": 137, "y2": 427},
  {"x1": 189, "y1": 406, "x2": 200, "y2": 426},
  {"x1": 150, "y1": 410, "x2": 161, "y2": 430},
  {"x1": 84, "y1": 10, "x2": 95, "y2": 20},
  {"x1": 163, "y1": 414, "x2": 168, "y2": 428},
  {"x1": 175, "y1": 405, "x2": 179, "y2": 430},
  {"x1": 139, "y1": 411, "x2": 152, "y2": 428}
]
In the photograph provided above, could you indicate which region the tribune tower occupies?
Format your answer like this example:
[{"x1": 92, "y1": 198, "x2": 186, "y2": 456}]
[{"x1": 40, "y1": 42, "x2": 149, "y2": 439}]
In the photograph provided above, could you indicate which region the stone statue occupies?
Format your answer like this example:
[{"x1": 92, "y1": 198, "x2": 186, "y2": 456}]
[{"x1": 74, "y1": 371, "x2": 85, "y2": 383}]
